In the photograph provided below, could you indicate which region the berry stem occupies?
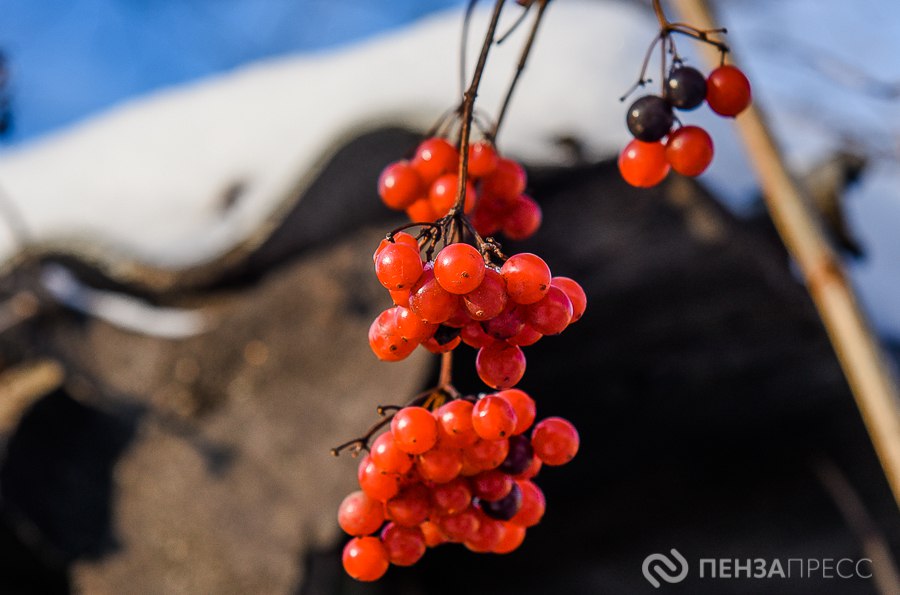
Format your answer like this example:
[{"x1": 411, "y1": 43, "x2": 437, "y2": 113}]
[{"x1": 492, "y1": 0, "x2": 550, "y2": 143}]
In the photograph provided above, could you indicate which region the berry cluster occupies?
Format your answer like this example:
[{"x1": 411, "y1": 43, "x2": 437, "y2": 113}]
[
  {"x1": 339, "y1": 390, "x2": 579, "y2": 581},
  {"x1": 370, "y1": 236, "x2": 586, "y2": 389},
  {"x1": 619, "y1": 63, "x2": 751, "y2": 188},
  {"x1": 378, "y1": 137, "x2": 542, "y2": 241}
]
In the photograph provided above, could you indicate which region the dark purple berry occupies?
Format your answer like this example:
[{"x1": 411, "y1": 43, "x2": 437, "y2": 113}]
[
  {"x1": 499, "y1": 435, "x2": 534, "y2": 476},
  {"x1": 666, "y1": 66, "x2": 707, "y2": 110},
  {"x1": 626, "y1": 95, "x2": 673, "y2": 142},
  {"x1": 478, "y1": 483, "x2": 522, "y2": 521}
]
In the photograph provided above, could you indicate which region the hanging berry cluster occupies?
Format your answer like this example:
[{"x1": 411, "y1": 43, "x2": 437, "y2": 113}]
[
  {"x1": 338, "y1": 390, "x2": 579, "y2": 581},
  {"x1": 617, "y1": 0, "x2": 751, "y2": 188},
  {"x1": 378, "y1": 137, "x2": 541, "y2": 242}
]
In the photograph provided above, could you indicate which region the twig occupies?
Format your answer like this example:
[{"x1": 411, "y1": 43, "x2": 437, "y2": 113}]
[{"x1": 671, "y1": 0, "x2": 900, "y2": 509}]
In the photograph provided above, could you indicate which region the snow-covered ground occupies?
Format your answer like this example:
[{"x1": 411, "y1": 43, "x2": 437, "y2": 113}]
[{"x1": 0, "y1": 0, "x2": 897, "y2": 340}]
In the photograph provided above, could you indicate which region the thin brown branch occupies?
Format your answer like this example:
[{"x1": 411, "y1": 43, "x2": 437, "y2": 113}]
[{"x1": 672, "y1": 0, "x2": 900, "y2": 509}]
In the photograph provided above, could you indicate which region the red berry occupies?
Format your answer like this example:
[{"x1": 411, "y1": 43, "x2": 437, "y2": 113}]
[
  {"x1": 436, "y1": 507, "x2": 480, "y2": 543},
  {"x1": 378, "y1": 161, "x2": 422, "y2": 210},
  {"x1": 338, "y1": 490, "x2": 385, "y2": 536},
  {"x1": 665, "y1": 125, "x2": 714, "y2": 176},
  {"x1": 482, "y1": 304, "x2": 526, "y2": 340},
  {"x1": 463, "y1": 267, "x2": 507, "y2": 320},
  {"x1": 507, "y1": 324, "x2": 542, "y2": 347},
  {"x1": 706, "y1": 65, "x2": 751, "y2": 117},
  {"x1": 618, "y1": 139, "x2": 669, "y2": 188},
  {"x1": 472, "y1": 395, "x2": 518, "y2": 440},
  {"x1": 526, "y1": 285, "x2": 573, "y2": 335},
  {"x1": 406, "y1": 197, "x2": 438, "y2": 222},
  {"x1": 358, "y1": 455, "x2": 401, "y2": 502},
  {"x1": 482, "y1": 158, "x2": 526, "y2": 203},
  {"x1": 431, "y1": 477, "x2": 473, "y2": 515},
  {"x1": 501, "y1": 253, "x2": 551, "y2": 305},
  {"x1": 476, "y1": 342, "x2": 527, "y2": 389},
  {"x1": 471, "y1": 469, "x2": 514, "y2": 501},
  {"x1": 380, "y1": 522, "x2": 426, "y2": 566},
  {"x1": 503, "y1": 194, "x2": 542, "y2": 241},
  {"x1": 463, "y1": 437, "x2": 509, "y2": 472},
  {"x1": 343, "y1": 536, "x2": 389, "y2": 581},
  {"x1": 412, "y1": 137, "x2": 458, "y2": 185},
  {"x1": 429, "y1": 174, "x2": 476, "y2": 216},
  {"x1": 550, "y1": 277, "x2": 586, "y2": 323},
  {"x1": 389, "y1": 289, "x2": 410, "y2": 308},
  {"x1": 420, "y1": 521, "x2": 447, "y2": 547},
  {"x1": 374, "y1": 232, "x2": 418, "y2": 262},
  {"x1": 531, "y1": 417, "x2": 579, "y2": 466},
  {"x1": 385, "y1": 483, "x2": 431, "y2": 527},
  {"x1": 436, "y1": 400, "x2": 478, "y2": 448},
  {"x1": 370, "y1": 432, "x2": 414, "y2": 474},
  {"x1": 493, "y1": 521, "x2": 526, "y2": 554},
  {"x1": 415, "y1": 446, "x2": 463, "y2": 484},
  {"x1": 496, "y1": 389, "x2": 536, "y2": 435},
  {"x1": 510, "y1": 480, "x2": 545, "y2": 527},
  {"x1": 460, "y1": 322, "x2": 495, "y2": 349},
  {"x1": 374, "y1": 242, "x2": 423, "y2": 291},
  {"x1": 391, "y1": 407, "x2": 438, "y2": 454},
  {"x1": 408, "y1": 266, "x2": 459, "y2": 324},
  {"x1": 422, "y1": 334, "x2": 461, "y2": 354},
  {"x1": 395, "y1": 306, "x2": 436, "y2": 343},
  {"x1": 468, "y1": 141, "x2": 500, "y2": 178},
  {"x1": 464, "y1": 512, "x2": 505, "y2": 553},
  {"x1": 434, "y1": 243, "x2": 486, "y2": 295},
  {"x1": 515, "y1": 454, "x2": 542, "y2": 480},
  {"x1": 368, "y1": 308, "x2": 416, "y2": 362}
]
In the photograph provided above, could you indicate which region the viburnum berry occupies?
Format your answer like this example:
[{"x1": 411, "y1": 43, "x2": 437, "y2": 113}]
[
  {"x1": 531, "y1": 417, "x2": 579, "y2": 466},
  {"x1": 394, "y1": 306, "x2": 436, "y2": 343},
  {"x1": 481, "y1": 157, "x2": 527, "y2": 203},
  {"x1": 618, "y1": 139, "x2": 670, "y2": 188},
  {"x1": 461, "y1": 322, "x2": 495, "y2": 349},
  {"x1": 550, "y1": 277, "x2": 586, "y2": 323},
  {"x1": 435, "y1": 399, "x2": 478, "y2": 448},
  {"x1": 501, "y1": 253, "x2": 551, "y2": 305},
  {"x1": 374, "y1": 232, "x2": 418, "y2": 263},
  {"x1": 626, "y1": 95, "x2": 673, "y2": 142},
  {"x1": 706, "y1": 64, "x2": 751, "y2": 117},
  {"x1": 496, "y1": 389, "x2": 536, "y2": 435},
  {"x1": 431, "y1": 477, "x2": 473, "y2": 515},
  {"x1": 343, "y1": 536, "x2": 389, "y2": 582},
  {"x1": 422, "y1": 334, "x2": 461, "y2": 354},
  {"x1": 665, "y1": 65, "x2": 707, "y2": 111},
  {"x1": 415, "y1": 446, "x2": 463, "y2": 484},
  {"x1": 338, "y1": 490, "x2": 385, "y2": 537},
  {"x1": 391, "y1": 407, "x2": 438, "y2": 454},
  {"x1": 499, "y1": 434, "x2": 535, "y2": 475},
  {"x1": 665, "y1": 125, "x2": 714, "y2": 177},
  {"x1": 385, "y1": 483, "x2": 431, "y2": 527},
  {"x1": 526, "y1": 286, "x2": 573, "y2": 335},
  {"x1": 464, "y1": 511, "x2": 505, "y2": 553},
  {"x1": 420, "y1": 521, "x2": 446, "y2": 548},
  {"x1": 374, "y1": 242, "x2": 423, "y2": 291},
  {"x1": 510, "y1": 479, "x2": 545, "y2": 527},
  {"x1": 434, "y1": 243, "x2": 486, "y2": 295},
  {"x1": 482, "y1": 304, "x2": 526, "y2": 340},
  {"x1": 472, "y1": 395, "x2": 518, "y2": 440},
  {"x1": 493, "y1": 521, "x2": 526, "y2": 554},
  {"x1": 479, "y1": 481, "x2": 522, "y2": 521},
  {"x1": 378, "y1": 161, "x2": 422, "y2": 210},
  {"x1": 507, "y1": 324, "x2": 542, "y2": 347},
  {"x1": 371, "y1": 432, "x2": 414, "y2": 474},
  {"x1": 471, "y1": 469, "x2": 514, "y2": 501},
  {"x1": 429, "y1": 174, "x2": 476, "y2": 216},
  {"x1": 468, "y1": 141, "x2": 500, "y2": 178},
  {"x1": 463, "y1": 437, "x2": 509, "y2": 472},
  {"x1": 358, "y1": 455, "x2": 401, "y2": 502},
  {"x1": 406, "y1": 197, "x2": 438, "y2": 223},
  {"x1": 462, "y1": 267, "x2": 507, "y2": 320},
  {"x1": 380, "y1": 522, "x2": 426, "y2": 567},
  {"x1": 503, "y1": 194, "x2": 542, "y2": 241},
  {"x1": 476, "y1": 342, "x2": 527, "y2": 389},
  {"x1": 412, "y1": 137, "x2": 458, "y2": 185},
  {"x1": 408, "y1": 266, "x2": 459, "y2": 324},
  {"x1": 368, "y1": 308, "x2": 416, "y2": 362},
  {"x1": 436, "y1": 507, "x2": 480, "y2": 543}
]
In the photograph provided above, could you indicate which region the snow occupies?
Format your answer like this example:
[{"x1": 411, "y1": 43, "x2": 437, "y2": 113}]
[{"x1": 0, "y1": 0, "x2": 898, "y2": 339}]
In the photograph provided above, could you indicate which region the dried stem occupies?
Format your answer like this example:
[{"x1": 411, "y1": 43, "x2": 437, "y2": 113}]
[{"x1": 671, "y1": 0, "x2": 900, "y2": 509}]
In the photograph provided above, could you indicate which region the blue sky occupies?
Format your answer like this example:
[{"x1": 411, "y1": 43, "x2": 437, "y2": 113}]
[{"x1": 0, "y1": 0, "x2": 465, "y2": 144}]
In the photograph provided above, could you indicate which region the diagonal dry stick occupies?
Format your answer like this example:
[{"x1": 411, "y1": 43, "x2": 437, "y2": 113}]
[{"x1": 670, "y1": 0, "x2": 900, "y2": 507}]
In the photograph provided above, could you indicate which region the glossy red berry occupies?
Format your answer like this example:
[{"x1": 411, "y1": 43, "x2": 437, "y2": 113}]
[
  {"x1": 471, "y1": 469, "x2": 514, "y2": 501},
  {"x1": 380, "y1": 523, "x2": 426, "y2": 567},
  {"x1": 338, "y1": 490, "x2": 385, "y2": 536},
  {"x1": 408, "y1": 266, "x2": 459, "y2": 324},
  {"x1": 374, "y1": 242, "x2": 423, "y2": 291},
  {"x1": 501, "y1": 253, "x2": 551, "y2": 305},
  {"x1": 370, "y1": 432, "x2": 414, "y2": 474},
  {"x1": 496, "y1": 389, "x2": 536, "y2": 435},
  {"x1": 463, "y1": 267, "x2": 507, "y2": 320},
  {"x1": 665, "y1": 125, "x2": 714, "y2": 177},
  {"x1": 436, "y1": 399, "x2": 478, "y2": 448},
  {"x1": 385, "y1": 483, "x2": 431, "y2": 527},
  {"x1": 618, "y1": 139, "x2": 669, "y2": 188},
  {"x1": 412, "y1": 137, "x2": 458, "y2": 185},
  {"x1": 378, "y1": 161, "x2": 422, "y2": 210},
  {"x1": 510, "y1": 480, "x2": 545, "y2": 527},
  {"x1": 415, "y1": 446, "x2": 463, "y2": 484},
  {"x1": 468, "y1": 141, "x2": 500, "y2": 178},
  {"x1": 481, "y1": 158, "x2": 526, "y2": 203},
  {"x1": 343, "y1": 536, "x2": 389, "y2": 581},
  {"x1": 431, "y1": 477, "x2": 473, "y2": 515},
  {"x1": 526, "y1": 285, "x2": 573, "y2": 335},
  {"x1": 706, "y1": 65, "x2": 751, "y2": 117},
  {"x1": 476, "y1": 342, "x2": 527, "y2": 389},
  {"x1": 391, "y1": 407, "x2": 438, "y2": 454},
  {"x1": 434, "y1": 243, "x2": 486, "y2": 294},
  {"x1": 493, "y1": 521, "x2": 526, "y2": 554},
  {"x1": 503, "y1": 194, "x2": 542, "y2": 241},
  {"x1": 472, "y1": 395, "x2": 518, "y2": 440},
  {"x1": 368, "y1": 308, "x2": 416, "y2": 362},
  {"x1": 531, "y1": 417, "x2": 579, "y2": 466},
  {"x1": 374, "y1": 232, "x2": 418, "y2": 263},
  {"x1": 429, "y1": 174, "x2": 477, "y2": 216},
  {"x1": 406, "y1": 197, "x2": 438, "y2": 222},
  {"x1": 550, "y1": 277, "x2": 586, "y2": 323},
  {"x1": 358, "y1": 455, "x2": 401, "y2": 502}
]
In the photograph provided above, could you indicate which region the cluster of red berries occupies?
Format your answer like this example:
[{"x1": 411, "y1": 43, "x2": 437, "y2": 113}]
[
  {"x1": 370, "y1": 235, "x2": 586, "y2": 389},
  {"x1": 339, "y1": 390, "x2": 579, "y2": 581},
  {"x1": 378, "y1": 137, "x2": 542, "y2": 241},
  {"x1": 618, "y1": 63, "x2": 751, "y2": 188}
]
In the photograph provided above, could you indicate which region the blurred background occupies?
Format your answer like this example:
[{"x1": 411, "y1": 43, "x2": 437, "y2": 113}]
[{"x1": 0, "y1": 0, "x2": 898, "y2": 593}]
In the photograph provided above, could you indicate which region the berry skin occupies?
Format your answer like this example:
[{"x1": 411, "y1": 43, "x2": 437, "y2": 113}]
[
  {"x1": 618, "y1": 139, "x2": 670, "y2": 188},
  {"x1": 626, "y1": 95, "x2": 674, "y2": 142},
  {"x1": 431, "y1": 477, "x2": 473, "y2": 515},
  {"x1": 471, "y1": 469, "x2": 514, "y2": 501},
  {"x1": 468, "y1": 141, "x2": 500, "y2": 178},
  {"x1": 665, "y1": 125, "x2": 714, "y2": 177},
  {"x1": 338, "y1": 490, "x2": 385, "y2": 536},
  {"x1": 343, "y1": 536, "x2": 389, "y2": 582},
  {"x1": 391, "y1": 407, "x2": 438, "y2": 455},
  {"x1": 496, "y1": 389, "x2": 536, "y2": 435},
  {"x1": 464, "y1": 512, "x2": 505, "y2": 553},
  {"x1": 503, "y1": 194, "x2": 542, "y2": 241},
  {"x1": 380, "y1": 523, "x2": 426, "y2": 567},
  {"x1": 429, "y1": 174, "x2": 477, "y2": 216},
  {"x1": 481, "y1": 158, "x2": 527, "y2": 203},
  {"x1": 493, "y1": 522, "x2": 526, "y2": 554},
  {"x1": 385, "y1": 483, "x2": 431, "y2": 527},
  {"x1": 501, "y1": 253, "x2": 552, "y2": 305},
  {"x1": 409, "y1": 266, "x2": 459, "y2": 324},
  {"x1": 420, "y1": 521, "x2": 447, "y2": 547},
  {"x1": 374, "y1": 232, "x2": 418, "y2": 263},
  {"x1": 415, "y1": 446, "x2": 463, "y2": 484},
  {"x1": 371, "y1": 432, "x2": 414, "y2": 474},
  {"x1": 463, "y1": 267, "x2": 507, "y2": 321},
  {"x1": 461, "y1": 322, "x2": 496, "y2": 349},
  {"x1": 515, "y1": 454, "x2": 542, "y2": 481},
  {"x1": 531, "y1": 417, "x2": 579, "y2": 466},
  {"x1": 358, "y1": 455, "x2": 401, "y2": 502},
  {"x1": 510, "y1": 480, "x2": 545, "y2": 527},
  {"x1": 463, "y1": 437, "x2": 510, "y2": 472},
  {"x1": 437, "y1": 507, "x2": 481, "y2": 543},
  {"x1": 479, "y1": 481, "x2": 522, "y2": 521},
  {"x1": 476, "y1": 342, "x2": 527, "y2": 389},
  {"x1": 499, "y1": 434, "x2": 535, "y2": 475},
  {"x1": 434, "y1": 243, "x2": 486, "y2": 294},
  {"x1": 378, "y1": 161, "x2": 422, "y2": 210},
  {"x1": 395, "y1": 306, "x2": 436, "y2": 343},
  {"x1": 374, "y1": 242, "x2": 423, "y2": 291},
  {"x1": 472, "y1": 395, "x2": 518, "y2": 440},
  {"x1": 412, "y1": 137, "x2": 458, "y2": 185},
  {"x1": 706, "y1": 65, "x2": 751, "y2": 117},
  {"x1": 436, "y1": 399, "x2": 478, "y2": 448},
  {"x1": 368, "y1": 308, "x2": 416, "y2": 362},
  {"x1": 406, "y1": 197, "x2": 438, "y2": 222},
  {"x1": 482, "y1": 304, "x2": 526, "y2": 340},
  {"x1": 665, "y1": 65, "x2": 707, "y2": 110},
  {"x1": 507, "y1": 324, "x2": 542, "y2": 347},
  {"x1": 550, "y1": 277, "x2": 586, "y2": 323},
  {"x1": 526, "y1": 286, "x2": 573, "y2": 335},
  {"x1": 422, "y1": 334, "x2": 461, "y2": 354}
]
